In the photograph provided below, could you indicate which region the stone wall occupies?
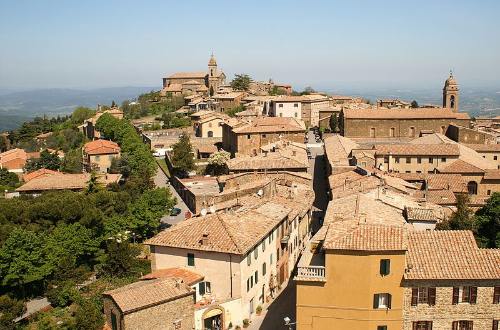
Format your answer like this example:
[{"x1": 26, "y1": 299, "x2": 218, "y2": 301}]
[
  {"x1": 446, "y1": 124, "x2": 496, "y2": 144},
  {"x1": 402, "y1": 281, "x2": 499, "y2": 330},
  {"x1": 234, "y1": 132, "x2": 304, "y2": 156}
]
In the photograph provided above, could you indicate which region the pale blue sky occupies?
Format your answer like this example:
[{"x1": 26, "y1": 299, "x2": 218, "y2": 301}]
[{"x1": 1, "y1": 0, "x2": 499, "y2": 90}]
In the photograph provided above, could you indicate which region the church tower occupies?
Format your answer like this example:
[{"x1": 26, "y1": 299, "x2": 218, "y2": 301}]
[
  {"x1": 443, "y1": 71, "x2": 459, "y2": 112},
  {"x1": 208, "y1": 54, "x2": 218, "y2": 96}
]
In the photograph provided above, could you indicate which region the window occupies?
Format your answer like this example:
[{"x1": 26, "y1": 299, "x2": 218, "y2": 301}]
[
  {"x1": 373, "y1": 293, "x2": 392, "y2": 309},
  {"x1": 294, "y1": 112, "x2": 298, "y2": 118},
  {"x1": 467, "y1": 181, "x2": 478, "y2": 195},
  {"x1": 254, "y1": 247, "x2": 259, "y2": 260},
  {"x1": 247, "y1": 134, "x2": 251, "y2": 139},
  {"x1": 390, "y1": 127, "x2": 395, "y2": 137},
  {"x1": 494, "y1": 286, "x2": 500, "y2": 304},
  {"x1": 452, "y1": 286, "x2": 477, "y2": 304},
  {"x1": 452, "y1": 321, "x2": 473, "y2": 330},
  {"x1": 494, "y1": 155, "x2": 498, "y2": 160},
  {"x1": 247, "y1": 254, "x2": 251, "y2": 266},
  {"x1": 428, "y1": 157, "x2": 433, "y2": 163},
  {"x1": 417, "y1": 157, "x2": 422, "y2": 164},
  {"x1": 270, "y1": 253, "x2": 273, "y2": 265},
  {"x1": 409, "y1": 127, "x2": 416, "y2": 137},
  {"x1": 380, "y1": 259, "x2": 390, "y2": 276},
  {"x1": 370, "y1": 127, "x2": 376, "y2": 138},
  {"x1": 247, "y1": 278, "x2": 250, "y2": 292},
  {"x1": 411, "y1": 287, "x2": 436, "y2": 306},
  {"x1": 254, "y1": 271, "x2": 258, "y2": 284},
  {"x1": 406, "y1": 157, "x2": 411, "y2": 164},
  {"x1": 262, "y1": 262, "x2": 267, "y2": 276},
  {"x1": 493, "y1": 320, "x2": 499, "y2": 330},
  {"x1": 187, "y1": 253, "x2": 195, "y2": 266},
  {"x1": 441, "y1": 157, "x2": 446, "y2": 162},
  {"x1": 199, "y1": 281, "x2": 211, "y2": 295},
  {"x1": 111, "y1": 312, "x2": 118, "y2": 330},
  {"x1": 173, "y1": 320, "x2": 182, "y2": 330},
  {"x1": 250, "y1": 275, "x2": 253, "y2": 288},
  {"x1": 294, "y1": 103, "x2": 298, "y2": 107},
  {"x1": 377, "y1": 326, "x2": 387, "y2": 330},
  {"x1": 412, "y1": 321, "x2": 433, "y2": 330},
  {"x1": 262, "y1": 134, "x2": 266, "y2": 138},
  {"x1": 279, "y1": 113, "x2": 283, "y2": 117},
  {"x1": 384, "y1": 156, "x2": 389, "y2": 163},
  {"x1": 95, "y1": 155, "x2": 100, "y2": 161},
  {"x1": 262, "y1": 239, "x2": 266, "y2": 251},
  {"x1": 395, "y1": 157, "x2": 400, "y2": 163},
  {"x1": 488, "y1": 190, "x2": 492, "y2": 195},
  {"x1": 278, "y1": 104, "x2": 283, "y2": 108}
]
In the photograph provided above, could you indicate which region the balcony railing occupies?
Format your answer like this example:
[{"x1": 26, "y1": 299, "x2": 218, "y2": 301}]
[{"x1": 296, "y1": 265, "x2": 326, "y2": 281}]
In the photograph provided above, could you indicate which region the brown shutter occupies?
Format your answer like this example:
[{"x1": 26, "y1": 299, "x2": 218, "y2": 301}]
[
  {"x1": 493, "y1": 320, "x2": 498, "y2": 330},
  {"x1": 494, "y1": 287, "x2": 500, "y2": 304},
  {"x1": 452, "y1": 321, "x2": 458, "y2": 330},
  {"x1": 452, "y1": 287, "x2": 459, "y2": 304},
  {"x1": 468, "y1": 321, "x2": 473, "y2": 330},
  {"x1": 387, "y1": 293, "x2": 392, "y2": 309},
  {"x1": 470, "y1": 287, "x2": 477, "y2": 304},
  {"x1": 411, "y1": 288, "x2": 418, "y2": 306},
  {"x1": 373, "y1": 294, "x2": 379, "y2": 309},
  {"x1": 429, "y1": 321, "x2": 433, "y2": 330},
  {"x1": 428, "y1": 287, "x2": 436, "y2": 306},
  {"x1": 412, "y1": 322, "x2": 417, "y2": 330}
]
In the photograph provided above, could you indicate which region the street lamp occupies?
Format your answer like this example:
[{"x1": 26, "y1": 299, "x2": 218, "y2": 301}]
[{"x1": 284, "y1": 316, "x2": 296, "y2": 330}]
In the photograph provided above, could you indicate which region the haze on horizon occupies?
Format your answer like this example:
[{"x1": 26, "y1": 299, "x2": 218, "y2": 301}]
[{"x1": 1, "y1": 0, "x2": 499, "y2": 91}]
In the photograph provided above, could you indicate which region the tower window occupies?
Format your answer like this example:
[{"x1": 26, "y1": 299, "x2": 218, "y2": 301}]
[{"x1": 450, "y1": 95, "x2": 455, "y2": 108}]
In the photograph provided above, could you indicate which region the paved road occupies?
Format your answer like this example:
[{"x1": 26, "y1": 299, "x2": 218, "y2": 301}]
[
  {"x1": 153, "y1": 158, "x2": 190, "y2": 227},
  {"x1": 307, "y1": 130, "x2": 329, "y2": 233}
]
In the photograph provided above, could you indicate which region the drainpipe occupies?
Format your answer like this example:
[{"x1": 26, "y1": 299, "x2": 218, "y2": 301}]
[{"x1": 229, "y1": 254, "x2": 233, "y2": 298}]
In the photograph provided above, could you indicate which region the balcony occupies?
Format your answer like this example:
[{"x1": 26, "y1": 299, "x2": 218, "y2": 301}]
[{"x1": 294, "y1": 249, "x2": 326, "y2": 282}]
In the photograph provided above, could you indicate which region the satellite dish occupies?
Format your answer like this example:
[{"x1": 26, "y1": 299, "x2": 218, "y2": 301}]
[
  {"x1": 209, "y1": 206, "x2": 216, "y2": 214},
  {"x1": 200, "y1": 208, "x2": 207, "y2": 216},
  {"x1": 257, "y1": 189, "x2": 263, "y2": 196}
]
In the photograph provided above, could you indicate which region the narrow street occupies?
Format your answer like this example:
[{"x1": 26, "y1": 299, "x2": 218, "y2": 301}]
[
  {"x1": 153, "y1": 158, "x2": 190, "y2": 227},
  {"x1": 248, "y1": 130, "x2": 329, "y2": 329}
]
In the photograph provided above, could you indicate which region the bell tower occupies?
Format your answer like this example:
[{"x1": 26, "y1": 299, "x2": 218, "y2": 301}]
[
  {"x1": 443, "y1": 71, "x2": 459, "y2": 112},
  {"x1": 208, "y1": 53, "x2": 218, "y2": 96}
]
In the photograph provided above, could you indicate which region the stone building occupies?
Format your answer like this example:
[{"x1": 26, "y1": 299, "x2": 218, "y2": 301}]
[
  {"x1": 301, "y1": 94, "x2": 330, "y2": 127},
  {"x1": 161, "y1": 55, "x2": 226, "y2": 97},
  {"x1": 465, "y1": 144, "x2": 500, "y2": 169},
  {"x1": 190, "y1": 110, "x2": 229, "y2": 138},
  {"x1": 82, "y1": 139, "x2": 121, "y2": 173},
  {"x1": 222, "y1": 117, "x2": 306, "y2": 156},
  {"x1": 446, "y1": 124, "x2": 497, "y2": 144},
  {"x1": 269, "y1": 96, "x2": 303, "y2": 120},
  {"x1": 211, "y1": 91, "x2": 246, "y2": 112},
  {"x1": 79, "y1": 107, "x2": 124, "y2": 140},
  {"x1": 103, "y1": 278, "x2": 195, "y2": 330}
]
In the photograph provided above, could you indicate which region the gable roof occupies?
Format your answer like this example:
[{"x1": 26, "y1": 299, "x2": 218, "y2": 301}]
[
  {"x1": 103, "y1": 278, "x2": 193, "y2": 314},
  {"x1": 23, "y1": 168, "x2": 60, "y2": 182},
  {"x1": 232, "y1": 117, "x2": 305, "y2": 134},
  {"x1": 167, "y1": 72, "x2": 207, "y2": 79},
  {"x1": 405, "y1": 230, "x2": 500, "y2": 280},
  {"x1": 140, "y1": 268, "x2": 204, "y2": 286},
  {"x1": 440, "y1": 159, "x2": 485, "y2": 174},
  {"x1": 16, "y1": 173, "x2": 121, "y2": 192},
  {"x1": 464, "y1": 144, "x2": 500, "y2": 152},
  {"x1": 343, "y1": 107, "x2": 470, "y2": 120},
  {"x1": 84, "y1": 139, "x2": 120, "y2": 155}
]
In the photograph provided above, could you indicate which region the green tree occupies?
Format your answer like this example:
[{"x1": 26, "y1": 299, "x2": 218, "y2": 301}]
[
  {"x1": 74, "y1": 298, "x2": 105, "y2": 330},
  {"x1": 301, "y1": 86, "x2": 316, "y2": 95},
  {"x1": 474, "y1": 192, "x2": 500, "y2": 248},
  {"x1": 71, "y1": 107, "x2": 95, "y2": 125},
  {"x1": 0, "y1": 295, "x2": 24, "y2": 330},
  {"x1": 171, "y1": 134, "x2": 195, "y2": 175},
  {"x1": 230, "y1": 74, "x2": 252, "y2": 91},
  {"x1": 205, "y1": 150, "x2": 230, "y2": 176},
  {"x1": 225, "y1": 105, "x2": 245, "y2": 117},
  {"x1": 0, "y1": 135, "x2": 8, "y2": 152},
  {"x1": 436, "y1": 194, "x2": 475, "y2": 230},
  {"x1": 411, "y1": 100, "x2": 419, "y2": 108},
  {"x1": 0, "y1": 228, "x2": 52, "y2": 293},
  {"x1": 25, "y1": 150, "x2": 61, "y2": 172},
  {"x1": 338, "y1": 111, "x2": 345, "y2": 134},
  {"x1": 100, "y1": 233, "x2": 140, "y2": 277},
  {"x1": 86, "y1": 172, "x2": 101, "y2": 194},
  {"x1": 0, "y1": 168, "x2": 19, "y2": 188},
  {"x1": 329, "y1": 113, "x2": 338, "y2": 132},
  {"x1": 61, "y1": 148, "x2": 83, "y2": 173}
]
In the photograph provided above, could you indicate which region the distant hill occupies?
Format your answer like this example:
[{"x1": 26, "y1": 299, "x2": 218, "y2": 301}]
[{"x1": 0, "y1": 87, "x2": 156, "y2": 132}]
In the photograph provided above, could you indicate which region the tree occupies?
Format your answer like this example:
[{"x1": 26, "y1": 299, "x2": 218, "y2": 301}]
[
  {"x1": 25, "y1": 150, "x2": 61, "y2": 172},
  {"x1": 230, "y1": 74, "x2": 252, "y2": 91},
  {"x1": 171, "y1": 134, "x2": 195, "y2": 175},
  {"x1": 0, "y1": 135, "x2": 8, "y2": 152},
  {"x1": 71, "y1": 107, "x2": 95, "y2": 125},
  {"x1": 329, "y1": 113, "x2": 338, "y2": 132},
  {"x1": 205, "y1": 150, "x2": 230, "y2": 176},
  {"x1": 209, "y1": 86, "x2": 214, "y2": 96},
  {"x1": 411, "y1": 100, "x2": 419, "y2": 108},
  {"x1": 111, "y1": 100, "x2": 117, "y2": 108},
  {"x1": 74, "y1": 298, "x2": 104, "y2": 330},
  {"x1": 86, "y1": 172, "x2": 101, "y2": 194},
  {"x1": 301, "y1": 86, "x2": 316, "y2": 95},
  {"x1": 436, "y1": 194, "x2": 475, "y2": 230},
  {"x1": 225, "y1": 105, "x2": 245, "y2": 117},
  {"x1": 99, "y1": 232, "x2": 140, "y2": 277},
  {"x1": 0, "y1": 295, "x2": 24, "y2": 330},
  {"x1": 61, "y1": 148, "x2": 83, "y2": 173},
  {"x1": 0, "y1": 168, "x2": 19, "y2": 188},
  {"x1": 338, "y1": 111, "x2": 345, "y2": 134},
  {"x1": 0, "y1": 228, "x2": 52, "y2": 293},
  {"x1": 474, "y1": 192, "x2": 500, "y2": 248}
]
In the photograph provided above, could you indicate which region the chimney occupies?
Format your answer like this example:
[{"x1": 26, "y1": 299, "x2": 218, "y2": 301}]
[{"x1": 200, "y1": 233, "x2": 209, "y2": 245}]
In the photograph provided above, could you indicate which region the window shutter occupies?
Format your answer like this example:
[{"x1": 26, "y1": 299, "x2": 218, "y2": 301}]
[
  {"x1": 494, "y1": 287, "x2": 500, "y2": 304},
  {"x1": 452, "y1": 321, "x2": 458, "y2": 330},
  {"x1": 428, "y1": 287, "x2": 436, "y2": 306},
  {"x1": 412, "y1": 322, "x2": 417, "y2": 330},
  {"x1": 411, "y1": 288, "x2": 418, "y2": 306},
  {"x1": 387, "y1": 293, "x2": 392, "y2": 309},
  {"x1": 468, "y1": 321, "x2": 473, "y2": 330},
  {"x1": 470, "y1": 287, "x2": 477, "y2": 304},
  {"x1": 380, "y1": 260, "x2": 384, "y2": 275},
  {"x1": 493, "y1": 320, "x2": 498, "y2": 330},
  {"x1": 373, "y1": 294, "x2": 379, "y2": 309},
  {"x1": 452, "y1": 287, "x2": 459, "y2": 305},
  {"x1": 429, "y1": 321, "x2": 433, "y2": 330},
  {"x1": 199, "y1": 282, "x2": 206, "y2": 295}
]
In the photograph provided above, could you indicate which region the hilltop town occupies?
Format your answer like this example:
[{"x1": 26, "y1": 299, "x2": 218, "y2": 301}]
[{"x1": 0, "y1": 55, "x2": 499, "y2": 330}]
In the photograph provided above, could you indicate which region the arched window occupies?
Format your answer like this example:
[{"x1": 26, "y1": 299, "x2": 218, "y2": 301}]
[
  {"x1": 450, "y1": 95, "x2": 455, "y2": 109},
  {"x1": 467, "y1": 181, "x2": 478, "y2": 195}
]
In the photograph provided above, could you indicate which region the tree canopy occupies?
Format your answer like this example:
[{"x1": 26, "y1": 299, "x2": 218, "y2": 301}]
[
  {"x1": 171, "y1": 134, "x2": 195, "y2": 175},
  {"x1": 230, "y1": 74, "x2": 252, "y2": 91}
]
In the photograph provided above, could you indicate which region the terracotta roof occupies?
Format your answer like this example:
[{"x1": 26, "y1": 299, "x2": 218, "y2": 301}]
[
  {"x1": 84, "y1": 139, "x2": 120, "y2": 155},
  {"x1": 213, "y1": 91, "x2": 245, "y2": 100},
  {"x1": 0, "y1": 148, "x2": 27, "y2": 163},
  {"x1": 465, "y1": 144, "x2": 500, "y2": 152},
  {"x1": 414, "y1": 189, "x2": 457, "y2": 205},
  {"x1": 140, "y1": 268, "x2": 204, "y2": 286},
  {"x1": 484, "y1": 170, "x2": 500, "y2": 180},
  {"x1": 167, "y1": 72, "x2": 207, "y2": 79},
  {"x1": 324, "y1": 223, "x2": 407, "y2": 251},
  {"x1": 232, "y1": 117, "x2": 305, "y2": 134},
  {"x1": 271, "y1": 96, "x2": 304, "y2": 102},
  {"x1": 23, "y1": 168, "x2": 60, "y2": 182},
  {"x1": 375, "y1": 144, "x2": 460, "y2": 156},
  {"x1": 440, "y1": 159, "x2": 485, "y2": 174},
  {"x1": 103, "y1": 278, "x2": 193, "y2": 314},
  {"x1": 394, "y1": 173, "x2": 466, "y2": 193},
  {"x1": 163, "y1": 84, "x2": 183, "y2": 92},
  {"x1": 405, "y1": 230, "x2": 500, "y2": 280},
  {"x1": 16, "y1": 173, "x2": 121, "y2": 192},
  {"x1": 196, "y1": 144, "x2": 218, "y2": 154},
  {"x1": 324, "y1": 134, "x2": 359, "y2": 167},
  {"x1": 343, "y1": 107, "x2": 470, "y2": 120},
  {"x1": 404, "y1": 207, "x2": 438, "y2": 222}
]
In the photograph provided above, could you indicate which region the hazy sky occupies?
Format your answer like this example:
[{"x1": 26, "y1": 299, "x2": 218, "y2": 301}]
[{"x1": 1, "y1": 0, "x2": 499, "y2": 90}]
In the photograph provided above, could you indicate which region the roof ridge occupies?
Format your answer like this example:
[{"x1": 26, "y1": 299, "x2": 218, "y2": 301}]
[{"x1": 215, "y1": 213, "x2": 242, "y2": 254}]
